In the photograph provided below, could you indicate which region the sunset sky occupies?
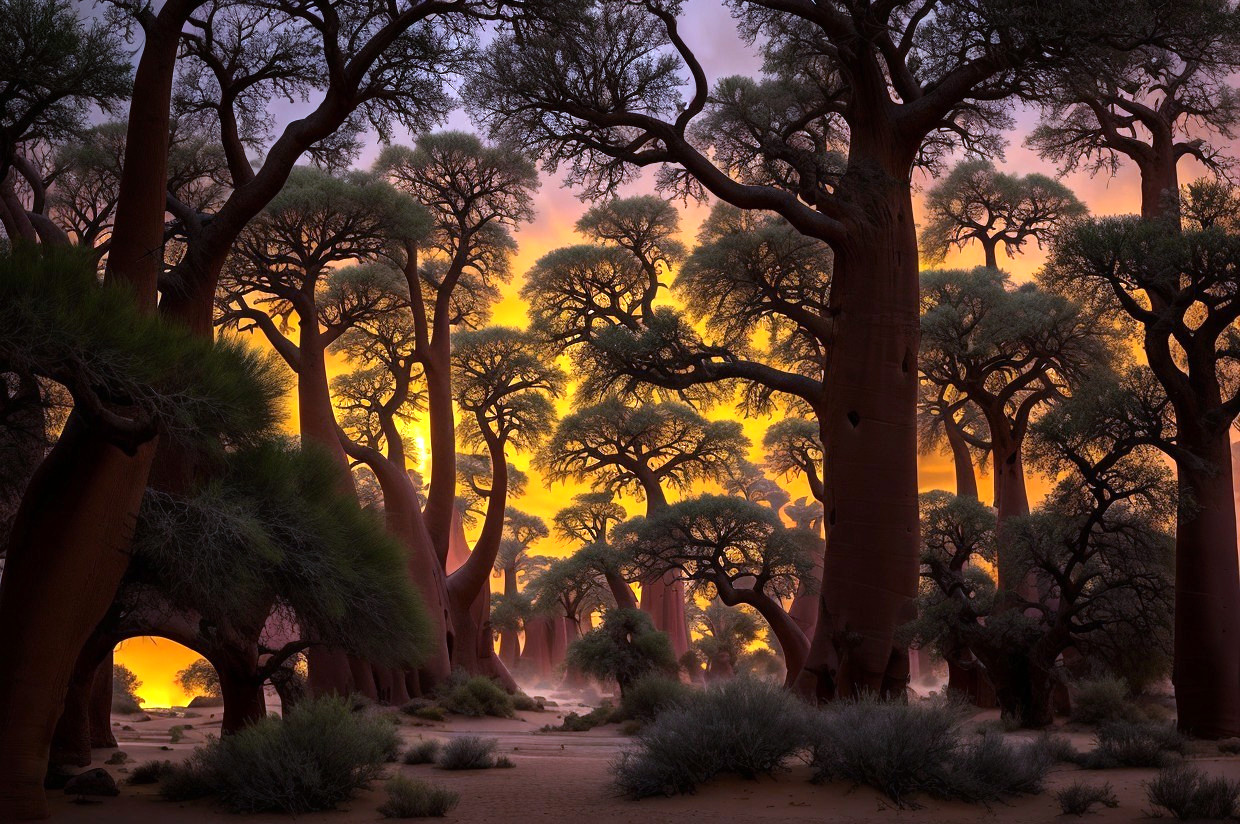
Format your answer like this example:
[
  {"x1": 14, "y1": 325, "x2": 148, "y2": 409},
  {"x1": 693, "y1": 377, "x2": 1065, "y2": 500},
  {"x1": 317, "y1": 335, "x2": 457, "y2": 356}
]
[{"x1": 114, "y1": 0, "x2": 1203, "y2": 708}]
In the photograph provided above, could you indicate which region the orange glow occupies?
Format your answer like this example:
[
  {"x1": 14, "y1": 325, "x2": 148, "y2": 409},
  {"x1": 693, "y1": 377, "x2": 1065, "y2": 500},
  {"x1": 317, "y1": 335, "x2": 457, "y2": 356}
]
[{"x1": 113, "y1": 637, "x2": 204, "y2": 709}]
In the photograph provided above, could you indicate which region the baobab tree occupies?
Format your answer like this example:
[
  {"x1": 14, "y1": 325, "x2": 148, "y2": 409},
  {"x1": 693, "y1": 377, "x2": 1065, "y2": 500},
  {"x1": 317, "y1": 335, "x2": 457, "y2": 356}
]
[
  {"x1": 914, "y1": 369, "x2": 1175, "y2": 727},
  {"x1": 722, "y1": 459, "x2": 791, "y2": 515},
  {"x1": 537, "y1": 396, "x2": 747, "y2": 655},
  {"x1": 376, "y1": 131, "x2": 538, "y2": 566},
  {"x1": 920, "y1": 159, "x2": 1087, "y2": 269},
  {"x1": 1030, "y1": 3, "x2": 1240, "y2": 222},
  {"x1": 491, "y1": 509, "x2": 548, "y2": 663},
  {"x1": 917, "y1": 382, "x2": 989, "y2": 501},
  {"x1": 617, "y1": 494, "x2": 814, "y2": 686},
  {"x1": 689, "y1": 600, "x2": 767, "y2": 682},
  {"x1": 468, "y1": 0, "x2": 1150, "y2": 700},
  {"x1": 1046, "y1": 201, "x2": 1240, "y2": 736},
  {"x1": 919, "y1": 267, "x2": 1110, "y2": 540},
  {"x1": 445, "y1": 327, "x2": 564, "y2": 680},
  {"x1": 553, "y1": 493, "x2": 637, "y2": 609}
]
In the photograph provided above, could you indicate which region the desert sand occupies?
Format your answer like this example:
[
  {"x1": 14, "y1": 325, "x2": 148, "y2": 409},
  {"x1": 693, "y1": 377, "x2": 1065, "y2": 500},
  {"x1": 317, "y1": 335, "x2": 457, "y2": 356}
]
[{"x1": 40, "y1": 689, "x2": 1240, "y2": 824}]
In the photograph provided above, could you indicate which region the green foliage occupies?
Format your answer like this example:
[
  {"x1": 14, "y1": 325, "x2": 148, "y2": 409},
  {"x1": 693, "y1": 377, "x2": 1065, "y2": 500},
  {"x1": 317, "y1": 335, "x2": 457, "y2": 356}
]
[
  {"x1": 1082, "y1": 721, "x2": 1185, "y2": 769},
  {"x1": 542, "y1": 703, "x2": 615, "y2": 732},
  {"x1": 0, "y1": 0, "x2": 131, "y2": 155},
  {"x1": 1071, "y1": 676, "x2": 1141, "y2": 725},
  {"x1": 0, "y1": 247, "x2": 286, "y2": 451},
  {"x1": 131, "y1": 440, "x2": 430, "y2": 666},
  {"x1": 160, "y1": 697, "x2": 399, "y2": 813},
  {"x1": 1145, "y1": 766, "x2": 1240, "y2": 820},
  {"x1": 436, "y1": 736, "x2": 500, "y2": 770},
  {"x1": 451, "y1": 326, "x2": 565, "y2": 450},
  {"x1": 809, "y1": 696, "x2": 1052, "y2": 807},
  {"x1": 566, "y1": 608, "x2": 677, "y2": 694},
  {"x1": 1055, "y1": 780, "x2": 1119, "y2": 816},
  {"x1": 613, "y1": 678, "x2": 812, "y2": 798},
  {"x1": 378, "y1": 776, "x2": 460, "y2": 818},
  {"x1": 617, "y1": 674, "x2": 691, "y2": 722},
  {"x1": 176, "y1": 658, "x2": 221, "y2": 700},
  {"x1": 512, "y1": 692, "x2": 543, "y2": 712},
  {"x1": 436, "y1": 673, "x2": 514, "y2": 718},
  {"x1": 127, "y1": 760, "x2": 173, "y2": 785},
  {"x1": 403, "y1": 740, "x2": 441, "y2": 765},
  {"x1": 111, "y1": 663, "x2": 142, "y2": 714}
]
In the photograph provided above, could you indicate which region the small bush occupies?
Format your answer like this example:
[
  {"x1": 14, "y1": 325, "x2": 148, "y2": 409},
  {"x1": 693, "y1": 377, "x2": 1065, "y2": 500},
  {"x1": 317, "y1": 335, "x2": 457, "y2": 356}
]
[
  {"x1": 613, "y1": 678, "x2": 811, "y2": 798},
  {"x1": 378, "y1": 776, "x2": 460, "y2": 818},
  {"x1": 404, "y1": 740, "x2": 441, "y2": 765},
  {"x1": 512, "y1": 692, "x2": 543, "y2": 712},
  {"x1": 1083, "y1": 721, "x2": 1184, "y2": 769},
  {"x1": 1145, "y1": 765, "x2": 1240, "y2": 820},
  {"x1": 169, "y1": 725, "x2": 186, "y2": 743},
  {"x1": 617, "y1": 675, "x2": 691, "y2": 722},
  {"x1": 127, "y1": 760, "x2": 173, "y2": 785},
  {"x1": 809, "y1": 696, "x2": 1051, "y2": 807},
  {"x1": 541, "y1": 703, "x2": 614, "y2": 732},
  {"x1": 568, "y1": 608, "x2": 678, "y2": 694},
  {"x1": 1218, "y1": 738, "x2": 1240, "y2": 755},
  {"x1": 438, "y1": 676, "x2": 514, "y2": 718},
  {"x1": 159, "y1": 696, "x2": 399, "y2": 812},
  {"x1": 1056, "y1": 780, "x2": 1119, "y2": 816},
  {"x1": 494, "y1": 754, "x2": 515, "y2": 768},
  {"x1": 1034, "y1": 733, "x2": 1082, "y2": 765},
  {"x1": 1071, "y1": 676, "x2": 1141, "y2": 725},
  {"x1": 437, "y1": 736, "x2": 499, "y2": 770}
]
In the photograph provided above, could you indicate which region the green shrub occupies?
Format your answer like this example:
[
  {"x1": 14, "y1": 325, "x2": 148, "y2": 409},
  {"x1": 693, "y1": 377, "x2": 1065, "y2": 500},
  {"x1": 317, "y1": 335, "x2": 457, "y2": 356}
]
[
  {"x1": 112, "y1": 663, "x2": 143, "y2": 714},
  {"x1": 494, "y1": 754, "x2": 515, "y2": 768},
  {"x1": 437, "y1": 673, "x2": 514, "y2": 718},
  {"x1": 512, "y1": 692, "x2": 543, "y2": 712},
  {"x1": 127, "y1": 760, "x2": 174, "y2": 785},
  {"x1": 1034, "y1": 733, "x2": 1082, "y2": 764},
  {"x1": 378, "y1": 776, "x2": 460, "y2": 818},
  {"x1": 169, "y1": 725, "x2": 186, "y2": 744},
  {"x1": 541, "y1": 703, "x2": 614, "y2": 732},
  {"x1": 1082, "y1": 721, "x2": 1184, "y2": 769},
  {"x1": 613, "y1": 678, "x2": 812, "y2": 798},
  {"x1": 567, "y1": 608, "x2": 677, "y2": 695},
  {"x1": 617, "y1": 675, "x2": 691, "y2": 722},
  {"x1": 1071, "y1": 676, "x2": 1141, "y2": 725},
  {"x1": 1055, "y1": 780, "x2": 1119, "y2": 816},
  {"x1": 1145, "y1": 765, "x2": 1240, "y2": 820},
  {"x1": 809, "y1": 696, "x2": 1052, "y2": 807},
  {"x1": 437, "y1": 736, "x2": 499, "y2": 770},
  {"x1": 404, "y1": 740, "x2": 441, "y2": 765},
  {"x1": 159, "y1": 696, "x2": 399, "y2": 812}
]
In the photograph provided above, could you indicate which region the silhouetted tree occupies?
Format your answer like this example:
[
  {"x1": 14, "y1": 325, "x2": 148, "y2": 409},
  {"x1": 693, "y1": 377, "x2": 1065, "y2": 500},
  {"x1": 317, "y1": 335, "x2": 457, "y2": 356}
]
[{"x1": 921, "y1": 159, "x2": 1087, "y2": 269}]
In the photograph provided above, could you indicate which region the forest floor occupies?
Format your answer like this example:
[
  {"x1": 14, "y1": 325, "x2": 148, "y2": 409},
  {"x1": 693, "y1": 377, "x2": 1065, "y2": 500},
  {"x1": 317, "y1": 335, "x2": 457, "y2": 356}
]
[{"x1": 44, "y1": 689, "x2": 1240, "y2": 823}]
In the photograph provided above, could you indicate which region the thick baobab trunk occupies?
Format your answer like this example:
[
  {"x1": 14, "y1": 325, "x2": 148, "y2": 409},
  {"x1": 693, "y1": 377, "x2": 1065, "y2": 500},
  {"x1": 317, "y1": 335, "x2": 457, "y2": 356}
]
[
  {"x1": 1173, "y1": 434, "x2": 1240, "y2": 738},
  {"x1": 0, "y1": 417, "x2": 156, "y2": 820},
  {"x1": 445, "y1": 507, "x2": 517, "y2": 690},
  {"x1": 423, "y1": 344, "x2": 457, "y2": 567},
  {"x1": 218, "y1": 666, "x2": 267, "y2": 734},
  {"x1": 981, "y1": 644, "x2": 1059, "y2": 729},
  {"x1": 788, "y1": 549, "x2": 824, "y2": 638},
  {"x1": 298, "y1": 334, "x2": 375, "y2": 699},
  {"x1": 89, "y1": 655, "x2": 117, "y2": 749},
  {"x1": 1138, "y1": 143, "x2": 1180, "y2": 223},
  {"x1": 981, "y1": 237, "x2": 999, "y2": 270},
  {"x1": 943, "y1": 416, "x2": 979, "y2": 500},
  {"x1": 991, "y1": 437, "x2": 1036, "y2": 600},
  {"x1": 549, "y1": 617, "x2": 570, "y2": 669},
  {"x1": 721, "y1": 585, "x2": 809, "y2": 690},
  {"x1": 796, "y1": 165, "x2": 921, "y2": 701},
  {"x1": 637, "y1": 485, "x2": 692, "y2": 658},
  {"x1": 519, "y1": 616, "x2": 554, "y2": 683},
  {"x1": 499, "y1": 567, "x2": 521, "y2": 667}
]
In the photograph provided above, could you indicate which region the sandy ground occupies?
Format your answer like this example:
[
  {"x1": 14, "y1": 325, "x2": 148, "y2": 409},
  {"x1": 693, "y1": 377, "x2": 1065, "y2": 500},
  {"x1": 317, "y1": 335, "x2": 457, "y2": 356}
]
[{"x1": 44, "y1": 691, "x2": 1240, "y2": 824}]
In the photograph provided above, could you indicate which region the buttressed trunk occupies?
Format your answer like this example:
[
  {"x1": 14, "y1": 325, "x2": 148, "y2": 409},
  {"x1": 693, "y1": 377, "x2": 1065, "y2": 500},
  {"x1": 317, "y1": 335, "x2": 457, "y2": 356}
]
[
  {"x1": 796, "y1": 154, "x2": 921, "y2": 701},
  {"x1": 297, "y1": 330, "x2": 371, "y2": 699},
  {"x1": 0, "y1": 416, "x2": 156, "y2": 820},
  {"x1": 445, "y1": 508, "x2": 517, "y2": 690}
]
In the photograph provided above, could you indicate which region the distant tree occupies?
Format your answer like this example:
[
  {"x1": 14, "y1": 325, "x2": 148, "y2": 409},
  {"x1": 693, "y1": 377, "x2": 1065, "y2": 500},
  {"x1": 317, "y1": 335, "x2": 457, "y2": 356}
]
[
  {"x1": 111, "y1": 663, "x2": 142, "y2": 714},
  {"x1": 445, "y1": 327, "x2": 563, "y2": 678},
  {"x1": 920, "y1": 159, "x2": 1087, "y2": 269},
  {"x1": 552, "y1": 491, "x2": 625, "y2": 546},
  {"x1": 762, "y1": 418, "x2": 824, "y2": 503},
  {"x1": 1046, "y1": 207, "x2": 1240, "y2": 736},
  {"x1": 689, "y1": 600, "x2": 766, "y2": 681},
  {"x1": 911, "y1": 370, "x2": 1175, "y2": 727},
  {"x1": 0, "y1": 0, "x2": 129, "y2": 240},
  {"x1": 919, "y1": 268, "x2": 1110, "y2": 539},
  {"x1": 376, "y1": 132, "x2": 538, "y2": 565},
  {"x1": 1030, "y1": 5, "x2": 1240, "y2": 221},
  {"x1": 618, "y1": 495, "x2": 814, "y2": 686},
  {"x1": 916, "y1": 381, "x2": 990, "y2": 501},
  {"x1": 565, "y1": 608, "x2": 676, "y2": 697},
  {"x1": 721, "y1": 460, "x2": 790, "y2": 515},
  {"x1": 783, "y1": 498, "x2": 824, "y2": 534},
  {"x1": 527, "y1": 553, "x2": 614, "y2": 637},
  {"x1": 176, "y1": 658, "x2": 221, "y2": 699}
]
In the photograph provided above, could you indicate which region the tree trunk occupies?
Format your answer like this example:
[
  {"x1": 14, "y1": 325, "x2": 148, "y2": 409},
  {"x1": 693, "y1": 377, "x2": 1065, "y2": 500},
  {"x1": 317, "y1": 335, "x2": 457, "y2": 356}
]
[
  {"x1": 444, "y1": 507, "x2": 517, "y2": 690},
  {"x1": 423, "y1": 345, "x2": 457, "y2": 567},
  {"x1": 519, "y1": 616, "x2": 554, "y2": 684},
  {"x1": 796, "y1": 163, "x2": 921, "y2": 701},
  {"x1": 636, "y1": 485, "x2": 691, "y2": 658},
  {"x1": 218, "y1": 665, "x2": 267, "y2": 734},
  {"x1": 0, "y1": 416, "x2": 156, "y2": 820},
  {"x1": 1138, "y1": 143, "x2": 1181, "y2": 224},
  {"x1": 788, "y1": 549, "x2": 824, "y2": 638},
  {"x1": 943, "y1": 416, "x2": 979, "y2": 500},
  {"x1": 89, "y1": 655, "x2": 117, "y2": 749},
  {"x1": 1172, "y1": 433, "x2": 1240, "y2": 738},
  {"x1": 982, "y1": 237, "x2": 999, "y2": 270},
  {"x1": 603, "y1": 569, "x2": 638, "y2": 610}
]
